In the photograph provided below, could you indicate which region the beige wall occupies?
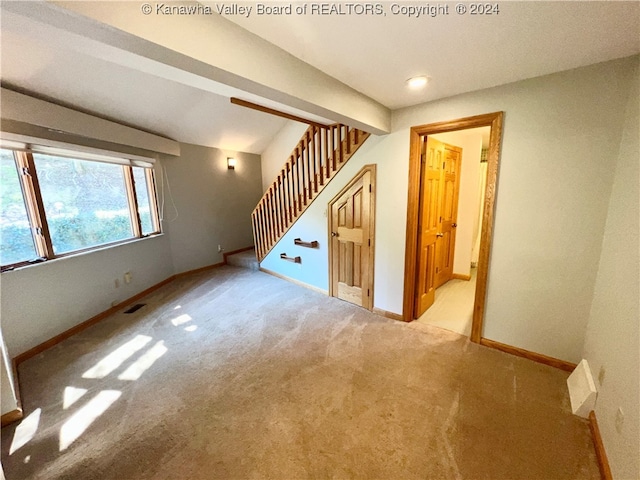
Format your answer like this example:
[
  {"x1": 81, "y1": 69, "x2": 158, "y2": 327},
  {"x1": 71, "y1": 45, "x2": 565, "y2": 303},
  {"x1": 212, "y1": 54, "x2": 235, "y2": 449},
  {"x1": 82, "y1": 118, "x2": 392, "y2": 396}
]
[
  {"x1": 582, "y1": 59, "x2": 639, "y2": 480},
  {"x1": 0, "y1": 330, "x2": 18, "y2": 416},
  {"x1": 160, "y1": 142, "x2": 263, "y2": 274},
  {"x1": 260, "y1": 121, "x2": 308, "y2": 192},
  {"x1": 1, "y1": 234, "x2": 175, "y2": 357},
  {"x1": 260, "y1": 56, "x2": 637, "y2": 365}
]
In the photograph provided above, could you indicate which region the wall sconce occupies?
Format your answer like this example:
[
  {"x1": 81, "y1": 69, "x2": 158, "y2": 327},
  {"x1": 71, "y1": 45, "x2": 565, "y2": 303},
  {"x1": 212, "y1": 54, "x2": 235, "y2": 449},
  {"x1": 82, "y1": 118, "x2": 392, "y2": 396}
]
[{"x1": 227, "y1": 157, "x2": 236, "y2": 170}]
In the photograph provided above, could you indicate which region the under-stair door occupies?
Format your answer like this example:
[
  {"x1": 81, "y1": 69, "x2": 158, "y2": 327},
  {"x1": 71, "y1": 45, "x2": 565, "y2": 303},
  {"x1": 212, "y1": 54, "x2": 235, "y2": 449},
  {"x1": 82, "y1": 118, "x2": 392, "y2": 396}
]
[{"x1": 329, "y1": 165, "x2": 376, "y2": 310}]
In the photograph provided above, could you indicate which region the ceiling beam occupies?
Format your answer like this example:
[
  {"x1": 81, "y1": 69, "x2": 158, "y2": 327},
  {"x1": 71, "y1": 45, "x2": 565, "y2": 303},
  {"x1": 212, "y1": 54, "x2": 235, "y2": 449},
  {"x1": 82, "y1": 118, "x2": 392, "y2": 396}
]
[{"x1": 230, "y1": 98, "x2": 330, "y2": 129}]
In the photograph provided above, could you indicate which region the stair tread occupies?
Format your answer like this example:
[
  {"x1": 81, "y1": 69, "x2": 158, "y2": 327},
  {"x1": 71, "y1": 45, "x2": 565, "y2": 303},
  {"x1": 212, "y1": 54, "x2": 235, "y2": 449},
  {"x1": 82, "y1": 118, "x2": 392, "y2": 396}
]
[{"x1": 226, "y1": 250, "x2": 259, "y2": 271}]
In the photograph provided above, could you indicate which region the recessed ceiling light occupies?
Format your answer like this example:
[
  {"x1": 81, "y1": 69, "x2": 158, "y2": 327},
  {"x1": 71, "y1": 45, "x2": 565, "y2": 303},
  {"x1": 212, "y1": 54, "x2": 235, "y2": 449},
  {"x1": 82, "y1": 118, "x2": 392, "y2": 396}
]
[{"x1": 406, "y1": 76, "x2": 429, "y2": 89}]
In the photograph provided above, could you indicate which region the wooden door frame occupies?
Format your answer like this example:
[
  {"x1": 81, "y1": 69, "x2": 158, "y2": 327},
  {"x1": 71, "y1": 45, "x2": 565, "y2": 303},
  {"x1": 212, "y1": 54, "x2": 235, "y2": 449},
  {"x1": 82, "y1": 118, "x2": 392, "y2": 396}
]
[
  {"x1": 402, "y1": 112, "x2": 504, "y2": 343},
  {"x1": 328, "y1": 164, "x2": 376, "y2": 310}
]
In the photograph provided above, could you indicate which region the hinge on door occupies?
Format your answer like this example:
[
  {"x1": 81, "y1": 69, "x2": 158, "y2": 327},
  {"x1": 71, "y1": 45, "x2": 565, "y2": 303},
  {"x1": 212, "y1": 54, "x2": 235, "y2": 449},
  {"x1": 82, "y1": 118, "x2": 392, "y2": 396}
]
[
  {"x1": 369, "y1": 184, "x2": 372, "y2": 193},
  {"x1": 442, "y1": 162, "x2": 445, "y2": 169},
  {"x1": 368, "y1": 239, "x2": 371, "y2": 247},
  {"x1": 367, "y1": 289, "x2": 370, "y2": 296}
]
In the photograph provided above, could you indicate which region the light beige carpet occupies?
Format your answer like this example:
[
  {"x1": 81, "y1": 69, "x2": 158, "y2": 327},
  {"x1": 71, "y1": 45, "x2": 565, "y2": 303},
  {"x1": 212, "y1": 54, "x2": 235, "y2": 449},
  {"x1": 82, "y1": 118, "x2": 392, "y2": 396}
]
[{"x1": 1, "y1": 266, "x2": 599, "y2": 479}]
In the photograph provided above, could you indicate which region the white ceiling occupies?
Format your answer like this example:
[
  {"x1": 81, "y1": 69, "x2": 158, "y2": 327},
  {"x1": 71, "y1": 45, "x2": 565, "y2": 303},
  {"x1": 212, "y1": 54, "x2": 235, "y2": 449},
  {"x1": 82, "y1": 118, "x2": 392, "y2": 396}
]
[
  {"x1": 227, "y1": 1, "x2": 640, "y2": 109},
  {"x1": 1, "y1": 1, "x2": 638, "y2": 154},
  {"x1": 0, "y1": 25, "x2": 289, "y2": 154}
]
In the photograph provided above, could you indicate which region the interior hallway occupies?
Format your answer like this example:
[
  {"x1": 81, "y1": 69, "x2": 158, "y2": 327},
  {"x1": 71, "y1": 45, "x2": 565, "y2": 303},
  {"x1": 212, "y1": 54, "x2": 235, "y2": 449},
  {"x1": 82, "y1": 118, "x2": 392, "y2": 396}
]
[
  {"x1": 1, "y1": 266, "x2": 598, "y2": 479},
  {"x1": 417, "y1": 268, "x2": 478, "y2": 337}
]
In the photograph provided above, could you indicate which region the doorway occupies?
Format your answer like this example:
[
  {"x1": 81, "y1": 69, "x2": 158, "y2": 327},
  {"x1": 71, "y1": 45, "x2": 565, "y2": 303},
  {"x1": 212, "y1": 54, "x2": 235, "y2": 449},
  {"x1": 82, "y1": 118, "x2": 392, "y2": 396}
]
[
  {"x1": 328, "y1": 164, "x2": 376, "y2": 310},
  {"x1": 417, "y1": 128, "x2": 490, "y2": 336},
  {"x1": 402, "y1": 112, "x2": 504, "y2": 344}
]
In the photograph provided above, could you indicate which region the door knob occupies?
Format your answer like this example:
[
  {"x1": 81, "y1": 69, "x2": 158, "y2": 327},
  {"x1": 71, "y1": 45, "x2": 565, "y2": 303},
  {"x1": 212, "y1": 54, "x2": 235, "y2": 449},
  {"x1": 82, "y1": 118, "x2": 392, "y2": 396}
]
[
  {"x1": 331, "y1": 232, "x2": 339, "y2": 237},
  {"x1": 436, "y1": 233, "x2": 444, "y2": 237},
  {"x1": 452, "y1": 223, "x2": 457, "y2": 228}
]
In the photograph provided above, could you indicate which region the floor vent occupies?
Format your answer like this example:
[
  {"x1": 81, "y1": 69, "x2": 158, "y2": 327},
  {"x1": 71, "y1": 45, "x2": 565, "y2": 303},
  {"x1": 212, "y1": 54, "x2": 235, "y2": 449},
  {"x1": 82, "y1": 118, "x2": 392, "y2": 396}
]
[{"x1": 124, "y1": 303, "x2": 146, "y2": 314}]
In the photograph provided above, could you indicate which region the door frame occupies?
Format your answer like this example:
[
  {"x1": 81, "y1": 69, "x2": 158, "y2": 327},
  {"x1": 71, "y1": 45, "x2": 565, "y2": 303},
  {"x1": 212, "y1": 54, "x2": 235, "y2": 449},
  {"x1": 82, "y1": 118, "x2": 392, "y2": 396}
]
[
  {"x1": 328, "y1": 164, "x2": 376, "y2": 310},
  {"x1": 402, "y1": 112, "x2": 504, "y2": 343}
]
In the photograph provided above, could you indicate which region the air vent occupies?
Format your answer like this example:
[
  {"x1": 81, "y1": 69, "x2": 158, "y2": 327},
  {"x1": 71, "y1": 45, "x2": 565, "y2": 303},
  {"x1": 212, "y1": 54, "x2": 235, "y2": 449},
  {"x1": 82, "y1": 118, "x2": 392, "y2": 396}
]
[{"x1": 124, "y1": 303, "x2": 146, "y2": 314}]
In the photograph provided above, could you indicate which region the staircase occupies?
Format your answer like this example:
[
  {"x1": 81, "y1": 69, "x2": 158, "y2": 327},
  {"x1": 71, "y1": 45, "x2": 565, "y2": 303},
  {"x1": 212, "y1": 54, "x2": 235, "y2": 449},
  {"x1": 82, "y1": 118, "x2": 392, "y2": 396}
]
[
  {"x1": 252, "y1": 124, "x2": 370, "y2": 262},
  {"x1": 226, "y1": 249, "x2": 259, "y2": 271}
]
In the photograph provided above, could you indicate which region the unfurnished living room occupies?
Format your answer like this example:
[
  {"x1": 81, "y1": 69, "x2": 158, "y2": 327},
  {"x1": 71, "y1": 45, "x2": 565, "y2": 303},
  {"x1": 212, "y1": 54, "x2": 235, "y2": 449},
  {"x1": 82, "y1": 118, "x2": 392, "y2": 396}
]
[{"x1": 0, "y1": 2, "x2": 638, "y2": 479}]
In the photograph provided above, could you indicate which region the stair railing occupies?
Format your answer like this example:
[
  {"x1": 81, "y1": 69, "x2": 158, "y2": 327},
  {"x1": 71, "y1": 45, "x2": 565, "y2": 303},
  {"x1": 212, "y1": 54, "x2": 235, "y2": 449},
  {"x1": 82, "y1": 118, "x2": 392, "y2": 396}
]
[{"x1": 252, "y1": 124, "x2": 370, "y2": 261}]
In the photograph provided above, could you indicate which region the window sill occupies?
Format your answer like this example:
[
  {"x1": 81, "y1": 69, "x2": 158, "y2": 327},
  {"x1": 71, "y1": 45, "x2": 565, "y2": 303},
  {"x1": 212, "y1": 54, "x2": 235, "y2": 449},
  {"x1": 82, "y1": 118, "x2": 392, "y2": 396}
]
[{"x1": 1, "y1": 233, "x2": 165, "y2": 273}]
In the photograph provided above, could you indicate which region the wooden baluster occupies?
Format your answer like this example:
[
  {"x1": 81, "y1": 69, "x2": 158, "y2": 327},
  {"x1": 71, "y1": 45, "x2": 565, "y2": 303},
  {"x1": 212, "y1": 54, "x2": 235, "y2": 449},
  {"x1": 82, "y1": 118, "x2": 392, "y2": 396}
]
[
  {"x1": 312, "y1": 127, "x2": 319, "y2": 193},
  {"x1": 258, "y1": 205, "x2": 266, "y2": 259},
  {"x1": 290, "y1": 156, "x2": 298, "y2": 217},
  {"x1": 274, "y1": 178, "x2": 281, "y2": 237},
  {"x1": 269, "y1": 189, "x2": 277, "y2": 248},
  {"x1": 251, "y1": 214, "x2": 258, "y2": 259},
  {"x1": 354, "y1": 128, "x2": 359, "y2": 146},
  {"x1": 272, "y1": 188, "x2": 278, "y2": 244},
  {"x1": 339, "y1": 125, "x2": 344, "y2": 164},
  {"x1": 315, "y1": 128, "x2": 324, "y2": 186},
  {"x1": 305, "y1": 130, "x2": 312, "y2": 199},
  {"x1": 291, "y1": 158, "x2": 297, "y2": 218},
  {"x1": 329, "y1": 126, "x2": 335, "y2": 175},
  {"x1": 281, "y1": 169, "x2": 288, "y2": 227},
  {"x1": 302, "y1": 134, "x2": 308, "y2": 205},
  {"x1": 325, "y1": 127, "x2": 330, "y2": 181},
  {"x1": 259, "y1": 208, "x2": 266, "y2": 260},
  {"x1": 278, "y1": 174, "x2": 286, "y2": 232},
  {"x1": 271, "y1": 189, "x2": 277, "y2": 247},
  {"x1": 264, "y1": 192, "x2": 272, "y2": 249},
  {"x1": 296, "y1": 147, "x2": 303, "y2": 209},
  {"x1": 253, "y1": 204, "x2": 262, "y2": 258},
  {"x1": 286, "y1": 164, "x2": 292, "y2": 223},
  {"x1": 346, "y1": 125, "x2": 351, "y2": 155},
  {"x1": 304, "y1": 130, "x2": 312, "y2": 201},
  {"x1": 259, "y1": 207, "x2": 266, "y2": 260}
]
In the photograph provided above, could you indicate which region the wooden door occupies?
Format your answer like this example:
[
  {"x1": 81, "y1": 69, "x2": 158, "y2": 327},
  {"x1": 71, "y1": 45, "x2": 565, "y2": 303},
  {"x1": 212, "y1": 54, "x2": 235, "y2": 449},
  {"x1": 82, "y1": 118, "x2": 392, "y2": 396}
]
[
  {"x1": 414, "y1": 137, "x2": 443, "y2": 317},
  {"x1": 329, "y1": 165, "x2": 375, "y2": 309},
  {"x1": 434, "y1": 145, "x2": 461, "y2": 288}
]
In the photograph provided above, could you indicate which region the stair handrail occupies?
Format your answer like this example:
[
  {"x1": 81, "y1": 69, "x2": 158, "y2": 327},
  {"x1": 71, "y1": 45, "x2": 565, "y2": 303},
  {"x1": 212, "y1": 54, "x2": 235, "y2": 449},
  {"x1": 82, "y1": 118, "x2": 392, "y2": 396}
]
[{"x1": 252, "y1": 124, "x2": 370, "y2": 261}]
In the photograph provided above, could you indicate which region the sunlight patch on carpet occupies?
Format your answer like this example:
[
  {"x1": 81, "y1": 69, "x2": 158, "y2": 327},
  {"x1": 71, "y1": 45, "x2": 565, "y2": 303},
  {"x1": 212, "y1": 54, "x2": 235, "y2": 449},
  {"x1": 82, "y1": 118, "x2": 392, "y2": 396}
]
[
  {"x1": 82, "y1": 335, "x2": 152, "y2": 379},
  {"x1": 59, "y1": 390, "x2": 121, "y2": 451},
  {"x1": 118, "y1": 341, "x2": 168, "y2": 381},
  {"x1": 9, "y1": 408, "x2": 41, "y2": 455},
  {"x1": 171, "y1": 314, "x2": 192, "y2": 326},
  {"x1": 63, "y1": 386, "x2": 88, "y2": 410},
  {"x1": 184, "y1": 325, "x2": 197, "y2": 332}
]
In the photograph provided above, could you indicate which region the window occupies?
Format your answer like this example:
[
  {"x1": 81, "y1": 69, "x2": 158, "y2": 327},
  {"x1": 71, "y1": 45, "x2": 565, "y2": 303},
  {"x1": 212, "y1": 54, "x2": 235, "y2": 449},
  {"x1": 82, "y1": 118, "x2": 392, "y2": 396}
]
[
  {"x1": 0, "y1": 150, "x2": 37, "y2": 265},
  {"x1": 0, "y1": 146, "x2": 161, "y2": 271}
]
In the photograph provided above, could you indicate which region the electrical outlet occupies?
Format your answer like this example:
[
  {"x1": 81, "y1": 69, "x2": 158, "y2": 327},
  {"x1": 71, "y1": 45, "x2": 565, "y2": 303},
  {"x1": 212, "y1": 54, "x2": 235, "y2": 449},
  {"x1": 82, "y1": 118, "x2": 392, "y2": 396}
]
[
  {"x1": 615, "y1": 407, "x2": 624, "y2": 433},
  {"x1": 218, "y1": 245, "x2": 223, "y2": 253},
  {"x1": 598, "y1": 366, "x2": 606, "y2": 386},
  {"x1": 124, "y1": 272, "x2": 132, "y2": 284}
]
